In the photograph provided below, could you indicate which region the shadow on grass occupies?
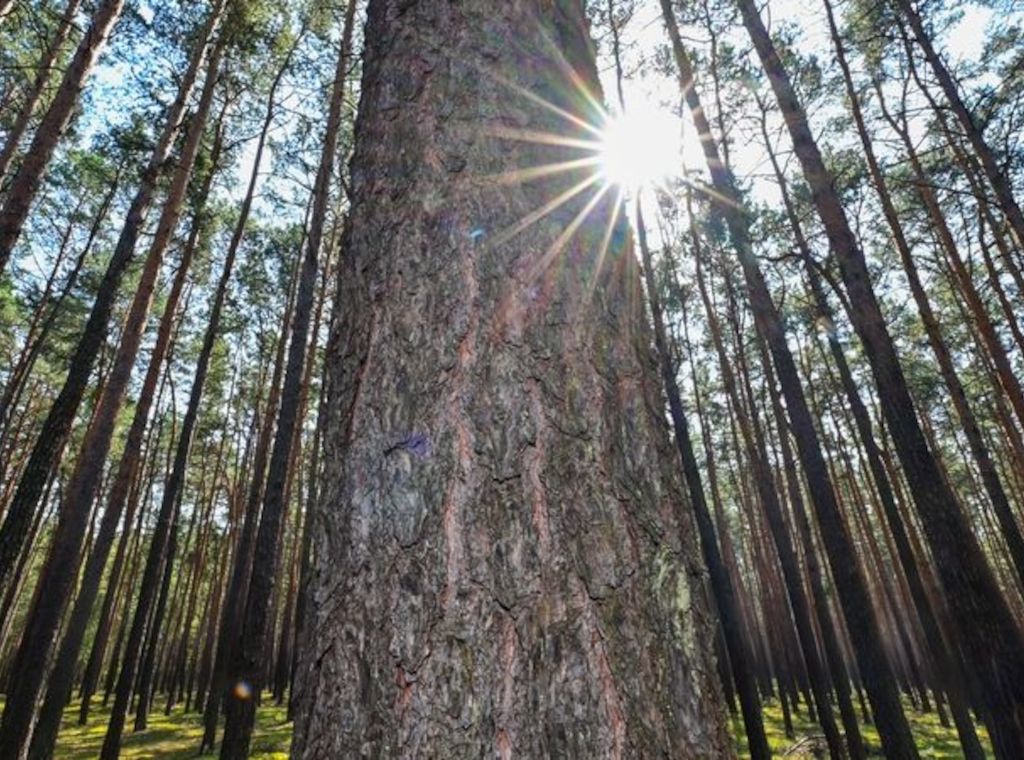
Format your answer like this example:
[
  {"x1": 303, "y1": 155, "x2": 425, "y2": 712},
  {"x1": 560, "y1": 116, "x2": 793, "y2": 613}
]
[
  {"x1": 733, "y1": 696, "x2": 993, "y2": 758},
  {"x1": 0, "y1": 695, "x2": 291, "y2": 759}
]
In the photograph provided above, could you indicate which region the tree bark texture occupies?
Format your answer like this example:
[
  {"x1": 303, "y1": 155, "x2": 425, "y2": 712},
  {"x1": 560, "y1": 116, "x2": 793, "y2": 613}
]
[{"x1": 290, "y1": 1, "x2": 731, "y2": 757}]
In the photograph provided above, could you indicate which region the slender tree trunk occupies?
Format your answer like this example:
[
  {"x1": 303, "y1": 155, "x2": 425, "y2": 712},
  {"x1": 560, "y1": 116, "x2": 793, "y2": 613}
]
[
  {"x1": 80, "y1": 362, "x2": 172, "y2": 725},
  {"x1": 193, "y1": 40, "x2": 307, "y2": 749},
  {"x1": 0, "y1": 0, "x2": 124, "y2": 270},
  {"x1": 16, "y1": 126, "x2": 223, "y2": 760},
  {"x1": 291, "y1": 0, "x2": 732, "y2": 756},
  {"x1": 99, "y1": 37, "x2": 232, "y2": 760},
  {"x1": 288, "y1": 260, "x2": 336, "y2": 720},
  {"x1": 0, "y1": 0, "x2": 83, "y2": 185},
  {"x1": 0, "y1": 167, "x2": 119, "y2": 449},
  {"x1": 687, "y1": 190, "x2": 851, "y2": 756},
  {"x1": 866, "y1": 82, "x2": 1024, "y2": 594},
  {"x1": 735, "y1": 1, "x2": 1024, "y2": 753},
  {"x1": 0, "y1": 45, "x2": 226, "y2": 760},
  {"x1": 132, "y1": 508, "x2": 180, "y2": 731},
  {"x1": 220, "y1": 5, "x2": 356, "y2": 754},
  {"x1": 199, "y1": 241, "x2": 299, "y2": 752},
  {"x1": 661, "y1": 2, "x2": 918, "y2": 755},
  {"x1": 194, "y1": 524, "x2": 231, "y2": 713},
  {"x1": 0, "y1": 1, "x2": 221, "y2": 597},
  {"x1": 635, "y1": 200, "x2": 770, "y2": 759},
  {"x1": 893, "y1": 0, "x2": 1024, "y2": 249},
  {"x1": 796, "y1": 198, "x2": 986, "y2": 759},
  {"x1": 0, "y1": 197, "x2": 82, "y2": 441},
  {"x1": 757, "y1": 334, "x2": 867, "y2": 760}
]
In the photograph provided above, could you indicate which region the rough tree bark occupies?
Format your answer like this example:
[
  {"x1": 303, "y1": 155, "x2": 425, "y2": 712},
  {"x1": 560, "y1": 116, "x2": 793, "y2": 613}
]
[{"x1": 290, "y1": 1, "x2": 731, "y2": 757}]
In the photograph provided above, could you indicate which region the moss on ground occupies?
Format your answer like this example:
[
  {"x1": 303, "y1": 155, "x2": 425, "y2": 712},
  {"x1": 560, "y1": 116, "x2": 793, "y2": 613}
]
[
  {"x1": 45, "y1": 698, "x2": 291, "y2": 759},
  {"x1": 29, "y1": 691, "x2": 989, "y2": 757},
  {"x1": 733, "y1": 697, "x2": 992, "y2": 757}
]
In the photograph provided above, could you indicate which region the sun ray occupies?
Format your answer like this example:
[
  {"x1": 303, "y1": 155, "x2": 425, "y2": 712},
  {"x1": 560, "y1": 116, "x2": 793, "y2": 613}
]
[
  {"x1": 526, "y1": 181, "x2": 613, "y2": 285},
  {"x1": 482, "y1": 155, "x2": 604, "y2": 187},
  {"x1": 528, "y1": 20, "x2": 609, "y2": 124},
  {"x1": 488, "y1": 171, "x2": 604, "y2": 250},
  {"x1": 485, "y1": 70, "x2": 606, "y2": 139},
  {"x1": 586, "y1": 184, "x2": 626, "y2": 304},
  {"x1": 481, "y1": 124, "x2": 601, "y2": 153},
  {"x1": 688, "y1": 178, "x2": 742, "y2": 210}
]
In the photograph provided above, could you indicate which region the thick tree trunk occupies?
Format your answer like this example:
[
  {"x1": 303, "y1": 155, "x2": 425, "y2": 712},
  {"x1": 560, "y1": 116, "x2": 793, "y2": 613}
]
[
  {"x1": 290, "y1": 1, "x2": 731, "y2": 757},
  {"x1": 0, "y1": 0, "x2": 124, "y2": 270},
  {"x1": 737, "y1": 1, "x2": 1024, "y2": 754}
]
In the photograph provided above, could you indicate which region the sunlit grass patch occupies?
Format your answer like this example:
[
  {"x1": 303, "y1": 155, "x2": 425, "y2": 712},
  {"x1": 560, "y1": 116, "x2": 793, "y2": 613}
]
[
  {"x1": 732, "y1": 695, "x2": 992, "y2": 758},
  {"x1": 3, "y1": 688, "x2": 991, "y2": 758},
  {"x1": 19, "y1": 695, "x2": 292, "y2": 759}
]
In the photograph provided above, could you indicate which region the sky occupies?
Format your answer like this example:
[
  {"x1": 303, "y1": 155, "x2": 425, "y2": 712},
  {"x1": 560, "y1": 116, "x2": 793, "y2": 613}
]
[
  {"x1": 596, "y1": 0, "x2": 1003, "y2": 175},
  {"x1": 12, "y1": 0, "x2": 1017, "y2": 293}
]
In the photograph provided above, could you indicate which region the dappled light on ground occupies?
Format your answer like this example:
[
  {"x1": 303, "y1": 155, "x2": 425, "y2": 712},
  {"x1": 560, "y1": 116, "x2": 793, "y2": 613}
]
[
  {"x1": 26, "y1": 697, "x2": 292, "y2": 759},
  {"x1": 732, "y1": 699, "x2": 992, "y2": 758}
]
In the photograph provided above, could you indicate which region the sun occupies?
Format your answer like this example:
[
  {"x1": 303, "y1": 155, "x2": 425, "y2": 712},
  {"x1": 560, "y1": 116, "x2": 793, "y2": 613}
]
[{"x1": 597, "y1": 102, "x2": 682, "y2": 191}]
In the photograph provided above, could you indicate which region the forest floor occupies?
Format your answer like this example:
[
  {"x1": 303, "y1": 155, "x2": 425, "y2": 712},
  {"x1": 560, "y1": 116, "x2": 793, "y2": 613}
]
[
  {"x1": 34, "y1": 694, "x2": 987, "y2": 758},
  {"x1": 42, "y1": 698, "x2": 292, "y2": 759},
  {"x1": 732, "y1": 698, "x2": 991, "y2": 758}
]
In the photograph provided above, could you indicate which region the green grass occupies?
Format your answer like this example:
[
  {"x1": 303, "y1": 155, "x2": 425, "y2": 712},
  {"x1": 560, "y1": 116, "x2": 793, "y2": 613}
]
[
  {"x1": 733, "y1": 697, "x2": 992, "y2": 758},
  {"x1": 31, "y1": 691, "x2": 988, "y2": 758},
  {"x1": 47, "y1": 697, "x2": 291, "y2": 759}
]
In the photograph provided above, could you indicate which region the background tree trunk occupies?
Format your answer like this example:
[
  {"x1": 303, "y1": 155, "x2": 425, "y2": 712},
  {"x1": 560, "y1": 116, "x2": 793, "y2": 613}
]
[{"x1": 0, "y1": 0, "x2": 124, "y2": 270}]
